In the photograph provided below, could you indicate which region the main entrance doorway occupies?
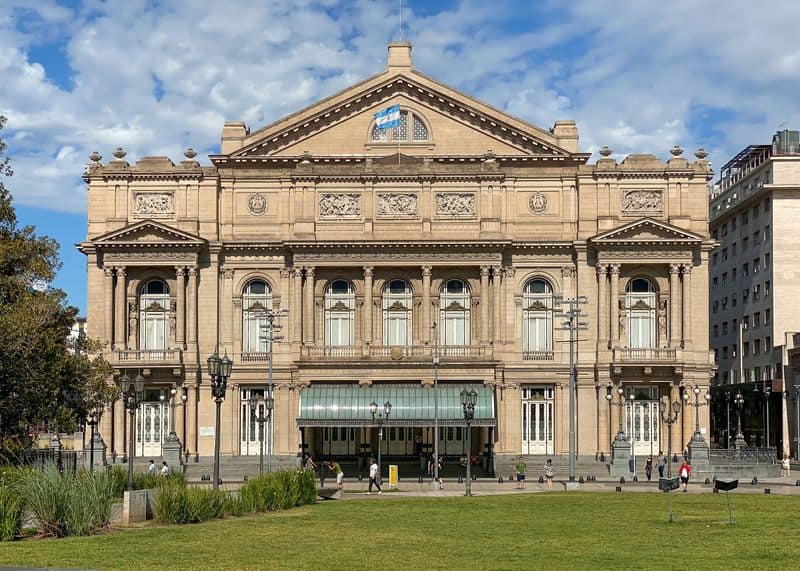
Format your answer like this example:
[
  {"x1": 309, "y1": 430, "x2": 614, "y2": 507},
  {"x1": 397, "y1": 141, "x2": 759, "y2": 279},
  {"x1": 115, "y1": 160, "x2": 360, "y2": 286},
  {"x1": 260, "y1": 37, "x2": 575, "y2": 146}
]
[
  {"x1": 135, "y1": 401, "x2": 170, "y2": 457},
  {"x1": 240, "y1": 388, "x2": 269, "y2": 456},
  {"x1": 521, "y1": 385, "x2": 554, "y2": 455},
  {"x1": 625, "y1": 386, "x2": 660, "y2": 457}
]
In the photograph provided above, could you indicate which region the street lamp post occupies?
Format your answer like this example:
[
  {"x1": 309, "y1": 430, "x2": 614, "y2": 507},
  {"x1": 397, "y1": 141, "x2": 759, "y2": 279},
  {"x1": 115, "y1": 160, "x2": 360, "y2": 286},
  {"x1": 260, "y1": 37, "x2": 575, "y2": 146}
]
[
  {"x1": 659, "y1": 398, "x2": 681, "y2": 523},
  {"x1": 87, "y1": 410, "x2": 99, "y2": 472},
  {"x1": 794, "y1": 385, "x2": 800, "y2": 460},
  {"x1": 249, "y1": 392, "x2": 274, "y2": 476},
  {"x1": 460, "y1": 388, "x2": 477, "y2": 497},
  {"x1": 259, "y1": 309, "x2": 285, "y2": 473},
  {"x1": 431, "y1": 322, "x2": 441, "y2": 489},
  {"x1": 689, "y1": 386, "x2": 711, "y2": 443},
  {"x1": 763, "y1": 385, "x2": 772, "y2": 448},
  {"x1": 606, "y1": 386, "x2": 627, "y2": 440},
  {"x1": 159, "y1": 384, "x2": 188, "y2": 442},
  {"x1": 555, "y1": 296, "x2": 588, "y2": 483},
  {"x1": 369, "y1": 400, "x2": 392, "y2": 479},
  {"x1": 207, "y1": 351, "x2": 233, "y2": 490},
  {"x1": 734, "y1": 391, "x2": 746, "y2": 449},
  {"x1": 120, "y1": 372, "x2": 145, "y2": 491},
  {"x1": 725, "y1": 391, "x2": 731, "y2": 449}
]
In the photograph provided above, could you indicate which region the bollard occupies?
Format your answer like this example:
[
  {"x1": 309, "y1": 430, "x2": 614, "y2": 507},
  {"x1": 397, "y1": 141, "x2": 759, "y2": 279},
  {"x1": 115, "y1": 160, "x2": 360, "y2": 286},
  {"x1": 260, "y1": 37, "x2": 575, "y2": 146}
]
[
  {"x1": 579, "y1": 476, "x2": 585, "y2": 484},
  {"x1": 620, "y1": 476, "x2": 625, "y2": 484},
  {"x1": 472, "y1": 473, "x2": 477, "y2": 481},
  {"x1": 498, "y1": 477, "x2": 504, "y2": 484},
  {"x1": 458, "y1": 476, "x2": 463, "y2": 483},
  {"x1": 704, "y1": 478, "x2": 710, "y2": 485},
  {"x1": 764, "y1": 488, "x2": 771, "y2": 494},
  {"x1": 633, "y1": 475, "x2": 638, "y2": 482},
  {"x1": 615, "y1": 486, "x2": 622, "y2": 492},
  {"x1": 751, "y1": 477, "x2": 759, "y2": 485}
]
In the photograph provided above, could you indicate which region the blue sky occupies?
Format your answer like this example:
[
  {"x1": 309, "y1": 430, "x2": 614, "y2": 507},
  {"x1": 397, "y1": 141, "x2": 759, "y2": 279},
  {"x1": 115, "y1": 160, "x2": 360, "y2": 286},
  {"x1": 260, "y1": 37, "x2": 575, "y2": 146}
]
[{"x1": 2, "y1": 0, "x2": 799, "y2": 315}]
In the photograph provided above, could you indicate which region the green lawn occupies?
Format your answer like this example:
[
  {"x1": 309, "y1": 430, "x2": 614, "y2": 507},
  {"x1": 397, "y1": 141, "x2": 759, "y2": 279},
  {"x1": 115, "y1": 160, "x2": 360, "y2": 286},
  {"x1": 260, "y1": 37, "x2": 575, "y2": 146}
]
[{"x1": 0, "y1": 492, "x2": 798, "y2": 570}]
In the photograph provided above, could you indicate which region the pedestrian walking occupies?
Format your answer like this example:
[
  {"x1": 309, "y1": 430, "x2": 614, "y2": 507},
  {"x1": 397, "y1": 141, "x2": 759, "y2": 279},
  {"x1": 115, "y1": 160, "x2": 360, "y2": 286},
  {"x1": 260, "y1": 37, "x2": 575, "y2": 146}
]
[
  {"x1": 160, "y1": 461, "x2": 169, "y2": 477},
  {"x1": 368, "y1": 458, "x2": 382, "y2": 494},
  {"x1": 781, "y1": 456, "x2": 791, "y2": 477},
  {"x1": 657, "y1": 451, "x2": 666, "y2": 478},
  {"x1": 148, "y1": 459, "x2": 156, "y2": 476},
  {"x1": 678, "y1": 460, "x2": 692, "y2": 492},
  {"x1": 645, "y1": 456, "x2": 653, "y2": 482},
  {"x1": 515, "y1": 456, "x2": 527, "y2": 489},
  {"x1": 327, "y1": 460, "x2": 344, "y2": 490},
  {"x1": 544, "y1": 459, "x2": 554, "y2": 490}
]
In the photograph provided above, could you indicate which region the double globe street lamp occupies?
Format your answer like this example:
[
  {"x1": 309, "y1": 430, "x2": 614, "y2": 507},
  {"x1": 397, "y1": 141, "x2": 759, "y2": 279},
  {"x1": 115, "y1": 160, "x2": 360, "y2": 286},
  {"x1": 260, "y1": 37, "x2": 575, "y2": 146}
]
[
  {"x1": 734, "y1": 391, "x2": 746, "y2": 449},
  {"x1": 687, "y1": 385, "x2": 711, "y2": 442},
  {"x1": 86, "y1": 409, "x2": 99, "y2": 472},
  {"x1": 159, "y1": 384, "x2": 188, "y2": 443},
  {"x1": 369, "y1": 400, "x2": 392, "y2": 480},
  {"x1": 120, "y1": 371, "x2": 145, "y2": 491},
  {"x1": 249, "y1": 391, "x2": 274, "y2": 476},
  {"x1": 460, "y1": 388, "x2": 477, "y2": 497},
  {"x1": 207, "y1": 351, "x2": 233, "y2": 490}
]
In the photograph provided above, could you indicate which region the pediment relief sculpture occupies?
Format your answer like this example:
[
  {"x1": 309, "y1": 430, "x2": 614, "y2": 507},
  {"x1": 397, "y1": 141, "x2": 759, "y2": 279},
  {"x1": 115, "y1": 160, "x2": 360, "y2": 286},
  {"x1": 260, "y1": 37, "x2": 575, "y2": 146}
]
[
  {"x1": 377, "y1": 193, "x2": 418, "y2": 217},
  {"x1": 621, "y1": 189, "x2": 663, "y2": 214},
  {"x1": 435, "y1": 193, "x2": 476, "y2": 217},
  {"x1": 133, "y1": 192, "x2": 174, "y2": 217}
]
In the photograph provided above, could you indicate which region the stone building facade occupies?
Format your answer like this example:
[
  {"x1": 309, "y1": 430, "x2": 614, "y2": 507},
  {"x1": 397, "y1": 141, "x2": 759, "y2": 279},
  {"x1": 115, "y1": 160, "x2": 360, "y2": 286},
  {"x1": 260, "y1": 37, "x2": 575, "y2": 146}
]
[{"x1": 79, "y1": 44, "x2": 714, "y2": 470}]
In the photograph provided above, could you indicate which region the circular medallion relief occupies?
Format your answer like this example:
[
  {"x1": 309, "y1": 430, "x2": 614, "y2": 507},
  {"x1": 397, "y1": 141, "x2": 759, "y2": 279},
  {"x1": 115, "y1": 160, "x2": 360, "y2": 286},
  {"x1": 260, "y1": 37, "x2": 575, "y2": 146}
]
[
  {"x1": 390, "y1": 346, "x2": 404, "y2": 361},
  {"x1": 528, "y1": 192, "x2": 548, "y2": 215},
  {"x1": 248, "y1": 193, "x2": 267, "y2": 215}
]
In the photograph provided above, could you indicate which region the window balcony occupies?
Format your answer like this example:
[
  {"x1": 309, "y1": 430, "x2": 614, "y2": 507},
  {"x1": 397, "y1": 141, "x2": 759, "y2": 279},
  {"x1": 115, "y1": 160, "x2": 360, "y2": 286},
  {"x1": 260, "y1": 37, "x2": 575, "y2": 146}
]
[
  {"x1": 522, "y1": 350, "x2": 555, "y2": 361},
  {"x1": 299, "y1": 344, "x2": 493, "y2": 361},
  {"x1": 613, "y1": 347, "x2": 677, "y2": 362},
  {"x1": 113, "y1": 348, "x2": 183, "y2": 367}
]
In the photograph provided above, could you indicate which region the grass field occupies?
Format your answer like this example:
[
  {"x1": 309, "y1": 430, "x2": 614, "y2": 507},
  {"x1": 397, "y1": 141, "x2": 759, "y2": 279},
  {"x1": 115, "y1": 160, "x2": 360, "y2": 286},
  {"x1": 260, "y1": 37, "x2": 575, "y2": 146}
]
[{"x1": 0, "y1": 492, "x2": 798, "y2": 570}]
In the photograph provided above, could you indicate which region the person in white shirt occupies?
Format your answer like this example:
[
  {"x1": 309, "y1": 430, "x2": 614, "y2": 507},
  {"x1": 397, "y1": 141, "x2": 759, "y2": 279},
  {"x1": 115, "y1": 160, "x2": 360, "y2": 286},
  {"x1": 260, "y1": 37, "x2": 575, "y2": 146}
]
[
  {"x1": 160, "y1": 461, "x2": 169, "y2": 477},
  {"x1": 147, "y1": 459, "x2": 156, "y2": 476},
  {"x1": 368, "y1": 458, "x2": 382, "y2": 494}
]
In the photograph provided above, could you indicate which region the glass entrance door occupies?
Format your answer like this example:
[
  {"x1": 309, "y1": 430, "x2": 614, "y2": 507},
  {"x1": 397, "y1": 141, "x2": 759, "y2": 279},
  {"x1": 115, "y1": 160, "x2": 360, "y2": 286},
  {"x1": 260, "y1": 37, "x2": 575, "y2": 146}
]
[
  {"x1": 135, "y1": 402, "x2": 169, "y2": 457},
  {"x1": 323, "y1": 427, "x2": 357, "y2": 455},
  {"x1": 626, "y1": 400, "x2": 660, "y2": 457},
  {"x1": 386, "y1": 426, "x2": 413, "y2": 455},
  {"x1": 521, "y1": 386, "x2": 554, "y2": 455},
  {"x1": 437, "y1": 426, "x2": 465, "y2": 456},
  {"x1": 240, "y1": 388, "x2": 267, "y2": 456}
]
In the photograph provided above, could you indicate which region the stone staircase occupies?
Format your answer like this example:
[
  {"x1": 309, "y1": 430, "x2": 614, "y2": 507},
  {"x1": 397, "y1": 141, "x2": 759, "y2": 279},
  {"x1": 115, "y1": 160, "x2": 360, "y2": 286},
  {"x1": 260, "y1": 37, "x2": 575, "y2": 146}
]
[{"x1": 494, "y1": 454, "x2": 610, "y2": 481}]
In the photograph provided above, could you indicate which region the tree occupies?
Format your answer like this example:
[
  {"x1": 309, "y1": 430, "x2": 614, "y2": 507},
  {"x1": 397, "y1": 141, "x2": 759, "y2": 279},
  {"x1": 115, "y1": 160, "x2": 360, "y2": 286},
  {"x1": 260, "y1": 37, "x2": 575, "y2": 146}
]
[{"x1": 0, "y1": 115, "x2": 114, "y2": 458}]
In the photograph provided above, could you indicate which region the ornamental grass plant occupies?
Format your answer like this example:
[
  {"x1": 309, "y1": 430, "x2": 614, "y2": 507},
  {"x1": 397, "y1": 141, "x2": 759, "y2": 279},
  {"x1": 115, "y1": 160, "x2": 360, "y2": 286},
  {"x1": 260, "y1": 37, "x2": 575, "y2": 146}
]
[
  {"x1": 0, "y1": 484, "x2": 23, "y2": 541},
  {"x1": 238, "y1": 469, "x2": 316, "y2": 514}
]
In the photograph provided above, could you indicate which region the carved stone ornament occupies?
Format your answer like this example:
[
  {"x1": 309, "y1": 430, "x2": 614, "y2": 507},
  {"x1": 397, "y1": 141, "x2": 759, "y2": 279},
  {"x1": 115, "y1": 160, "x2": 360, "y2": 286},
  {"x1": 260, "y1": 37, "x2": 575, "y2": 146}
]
[
  {"x1": 435, "y1": 193, "x2": 476, "y2": 217},
  {"x1": 377, "y1": 193, "x2": 418, "y2": 217},
  {"x1": 621, "y1": 189, "x2": 663, "y2": 214},
  {"x1": 133, "y1": 192, "x2": 174, "y2": 218},
  {"x1": 528, "y1": 192, "x2": 548, "y2": 215},
  {"x1": 387, "y1": 301, "x2": 408, "y2": 311},
  {"x1": 526, "y1": 300, "x2": 549, "y2": 311},
  {"x1": 319, "y1": 193, "x2": 361, "y2": 218},
  {"x1": 247, "y1": 193, "x2": 267, "y2": 215}
]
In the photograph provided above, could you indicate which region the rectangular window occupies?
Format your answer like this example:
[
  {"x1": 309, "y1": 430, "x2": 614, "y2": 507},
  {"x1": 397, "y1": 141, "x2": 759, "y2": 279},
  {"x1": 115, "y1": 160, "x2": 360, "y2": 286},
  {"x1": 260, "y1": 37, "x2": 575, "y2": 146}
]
[
  {"x1": 764, "y1": 225, "x2": 770, "y2": 240},
  {"x1": 713, "y1": 253, "x2": 718, "y2": 266},
  {"x1": 744, "y1": 369, "x2": 751, "y2": 382},
  {"x1": 743, "y1": 315, "x2": 750, "y2": 330},
  {"x1": 743, "y1": 237, "x2": 749, "y2": 251},
  {"x1": 754, "y1": 312, "x2": 761, "y2": 328},
  {"x1": 722, "y1": 346, "x2": 729, "y2": 359},
  {"x1": 753, "y1": 204, "x2": 760, "y2": 218},
  {"x1": 754, "y1": 368, "x2": 762, "y2": 382},
  {"x1": 721, "y1": 297, "x2": 728, "y2": 310},
  {"x1": 765, "y1": 365, "x2": 772, "y2": 380},
  {"x1": 743, "y1": 341, "x2": 750, "y2": 355},
  {"x1": 732, "y1": 268, "x2": 737, "y2": 280},
  {"x1": 722, "y1": 222, "x2": 729, "y2": 236},
  {"x1": 743, "y1": 212, "x2": 749, "y2": 225},
  {"x1": 732, "y1": 344, "x2": 737, "y2": 358},
  {"x1": 765, "y1": 253, "x2": 770, "y2": 268},
  {"x1": 732, "y1": 242, "x2": 737, "y2": 256},
  {"x1": 753, "y1": 258, "x2": 760, "y2": 274},
  {"x1": 722, "y1": 248, "x2": 728, "y2": 261},
  {"x1": 743, "y1": 263, "x2": 749, "y2": 276},
  {"x1": 712, "y1": 276, "x2": 718, "y2": 289},
  {"x1": 753, "y1": 339, "x2": 760, "y2": 355},
  {"x1": 766, "y1": 280, "x2": 771, "y2": 296},
  {"x1": 764, "y1": 198, "x2": 770, "y2": 212},
  {"x1": 753, "y1": 230, "x2": 760, "y2": 246},
  {"x1": 713, "y1": 325, "x2": 719, "y2": 337},
  {"x1": 722, "y1": 321, "x2": 728, "y2": 335},
  {"x1": 766, "y1": 336, "x2": 771, "y2": 351},
  {"x1": 765, "y1": 309, "x2": 771, "y2": 324},
  {"x1": 753, "y1": 284, "x2": 761, "y2": 301},
  {"x1": 722, "y1": 371, "x2": 730, "y2": 383},
  {"x1": 722, "y1": 272, "x2": 728, "y2": 285},
  {"x1": 712, "y1": 301, "x2": 719, "y2": 314},
  {"x1": 732, "y1": 292, "x2": 737, "y2": 307},
  {"x1": 743, "y1": 288, "x2": 749, "y2": 303},
  {"x1": 732, "y1": 217, "x2": 737, "y2": 230}
]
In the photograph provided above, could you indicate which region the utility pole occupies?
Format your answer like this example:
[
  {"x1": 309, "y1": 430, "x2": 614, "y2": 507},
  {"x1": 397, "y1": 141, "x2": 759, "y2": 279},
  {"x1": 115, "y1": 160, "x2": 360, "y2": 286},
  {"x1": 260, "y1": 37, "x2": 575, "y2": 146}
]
[{"x1": 555, "y1": 295, "x2": 588, "y2": 484}]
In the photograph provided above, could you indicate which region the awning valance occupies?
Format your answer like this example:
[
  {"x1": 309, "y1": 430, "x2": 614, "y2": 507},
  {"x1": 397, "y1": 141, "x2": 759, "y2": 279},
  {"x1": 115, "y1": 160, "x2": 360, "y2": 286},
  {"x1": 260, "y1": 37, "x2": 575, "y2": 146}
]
[{"x1": 297, "y1": 383, "x2": 495, "y2": 427}]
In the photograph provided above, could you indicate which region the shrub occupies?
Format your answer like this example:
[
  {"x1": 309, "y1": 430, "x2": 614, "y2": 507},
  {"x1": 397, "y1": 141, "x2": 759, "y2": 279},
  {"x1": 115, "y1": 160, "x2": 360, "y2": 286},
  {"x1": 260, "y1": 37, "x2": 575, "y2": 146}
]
[
  {"x1": 13, "y1": 464, "x2": 70, "y2": 537},
  {"x1": 238, "y1": 470, "x2": 316, "y2": 514},
  {"x1": 65, "y1": 470, "x2": 116, "y2": 536},
  {"x1": 154, "y1": 479, "x2": 228, "y2": 524},
  {"x1": 0, "y1": 484, "x2": 23, "y2": 541}
]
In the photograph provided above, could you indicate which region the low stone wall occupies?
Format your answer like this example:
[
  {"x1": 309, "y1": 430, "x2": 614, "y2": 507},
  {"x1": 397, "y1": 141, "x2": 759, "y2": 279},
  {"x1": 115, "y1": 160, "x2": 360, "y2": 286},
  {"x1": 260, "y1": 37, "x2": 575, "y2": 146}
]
[{"x1": 121, "y1": 489, "x2": 156, "y2": 524}]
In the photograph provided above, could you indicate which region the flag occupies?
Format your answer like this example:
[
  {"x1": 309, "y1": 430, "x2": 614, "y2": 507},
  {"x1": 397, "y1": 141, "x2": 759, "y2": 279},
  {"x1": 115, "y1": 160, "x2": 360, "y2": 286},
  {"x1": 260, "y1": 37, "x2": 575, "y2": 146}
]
[{"x1": 373, "y1": 104, "x2": 401, "y2": 130}]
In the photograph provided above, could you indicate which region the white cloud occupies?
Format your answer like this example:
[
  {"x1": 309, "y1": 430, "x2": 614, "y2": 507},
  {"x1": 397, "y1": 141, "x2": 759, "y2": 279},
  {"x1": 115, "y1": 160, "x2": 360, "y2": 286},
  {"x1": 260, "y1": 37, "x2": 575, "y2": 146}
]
[{"x1": 1, "y1": 0, "x2": 799, "y2": 213}]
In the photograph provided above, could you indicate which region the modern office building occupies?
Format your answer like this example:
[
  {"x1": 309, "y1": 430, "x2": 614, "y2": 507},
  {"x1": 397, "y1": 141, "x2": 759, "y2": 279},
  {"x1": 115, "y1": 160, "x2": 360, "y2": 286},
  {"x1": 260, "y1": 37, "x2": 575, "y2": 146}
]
[
  {"x1": 79, "y1": 43, "x2": 714, "y2": 472},
  {"x1": 708, "y1": 130, "x2": 800, "y2": 456}
]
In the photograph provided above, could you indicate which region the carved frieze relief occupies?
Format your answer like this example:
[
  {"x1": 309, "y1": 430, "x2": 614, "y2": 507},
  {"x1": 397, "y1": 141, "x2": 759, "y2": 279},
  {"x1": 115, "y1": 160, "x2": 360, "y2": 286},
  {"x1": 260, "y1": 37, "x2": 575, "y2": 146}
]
[
  {"x1": 319, "y1": 193, "x2": 361, "y2": 218},
  {"x1": 133, "y1": 192, "x2": 174, "y2": 218},
  {"x1": 376, "y1": 193, "x2": 418, "y2": 217},
  {"x1": 247, "y1": 193, "x2": 267, "y2": 215},
  {"x1": 528, "y1": 192, "x2": 548, "y2": 215},
  {"x1": 434, "y1": 192, "x2": 476, "y2": 217},
  {"x1": 621, "y1": 189, "x2": 663, "y2": 214}
]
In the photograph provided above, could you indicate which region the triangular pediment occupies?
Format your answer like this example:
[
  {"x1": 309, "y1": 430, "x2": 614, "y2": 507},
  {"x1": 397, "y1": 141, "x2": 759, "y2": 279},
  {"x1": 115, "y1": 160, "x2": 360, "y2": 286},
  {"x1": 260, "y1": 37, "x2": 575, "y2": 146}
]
[
  {"x1": 222, "y1": 69, "x2": 578, "y2": 160},
  {"x1": 88, "y1": 220, "x2": 206, "y2": 248},
  {"x1": 591, "y1": 218, "x2": 705, "y2": 244}
]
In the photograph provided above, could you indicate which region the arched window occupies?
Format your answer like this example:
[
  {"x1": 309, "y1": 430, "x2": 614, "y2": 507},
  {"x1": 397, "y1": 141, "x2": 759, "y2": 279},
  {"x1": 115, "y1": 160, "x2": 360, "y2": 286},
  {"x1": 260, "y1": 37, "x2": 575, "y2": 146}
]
[
  {"x1": 370, "y1": 110, "x2": 429, "y2": 142},
  {"x1": 242, "y1": 280, "x2": 273, "y2": 352},
  {"x1": 626, "y1": 278, "x2": 657, "y2": 349},
  {"x1": 324, "y1": 280, "x2": 355, "y2": 346},
  {"x1": 382, "y1": 279, "x2": 412, "y2": 346},
  {"x1": 439, "y1": 279, "x2": 470, "y2": 346},
  {"x1": 139, "y1": 279, "x2": 170, "y2": 350},
  {"x1": 523, "y1": 279, "x2": 553, "y2": 354}
]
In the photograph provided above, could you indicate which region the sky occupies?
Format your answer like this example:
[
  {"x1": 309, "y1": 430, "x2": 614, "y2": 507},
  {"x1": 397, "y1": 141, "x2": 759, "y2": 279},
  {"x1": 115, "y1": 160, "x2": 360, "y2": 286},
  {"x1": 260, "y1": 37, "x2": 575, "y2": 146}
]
[{"x1": 1, "y1": 0, "x2": 799, "y2": 315}]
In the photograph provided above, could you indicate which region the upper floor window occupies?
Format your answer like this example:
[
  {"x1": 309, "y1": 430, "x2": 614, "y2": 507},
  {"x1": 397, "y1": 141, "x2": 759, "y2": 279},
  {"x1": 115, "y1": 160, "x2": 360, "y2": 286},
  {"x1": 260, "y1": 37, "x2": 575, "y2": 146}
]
[
  {"x1": 626, "y1": 278, "x2": 656, "y2": 349},
  {"x1": 522, "y1": 279, "x2": 554, "y2": 353},
  {"x1": 382, "y1": 279, "x2": 413, "y2": 346},
  {"x1": 139, "y1": 279, "x2": 170, "y2": 350},
  {"x1": 439, "y1": 279, "x2": 470, "y2": 346},
  {"x1": 370, "y1": 110, "x2": 429, "y2": 142},
  {"x1": 242, "y1": 280, "x2": 273, "y2": 352},
  {"x1": 325, "y1": 280, "x2": 355, "y2": 346}
]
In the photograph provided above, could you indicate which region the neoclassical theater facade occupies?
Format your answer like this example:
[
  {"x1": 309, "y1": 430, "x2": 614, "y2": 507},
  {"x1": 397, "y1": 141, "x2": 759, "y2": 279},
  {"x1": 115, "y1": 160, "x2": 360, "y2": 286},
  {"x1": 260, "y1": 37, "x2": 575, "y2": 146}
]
[{"x1": 79, "y1": 44, "x2": 715, "y2": 469}]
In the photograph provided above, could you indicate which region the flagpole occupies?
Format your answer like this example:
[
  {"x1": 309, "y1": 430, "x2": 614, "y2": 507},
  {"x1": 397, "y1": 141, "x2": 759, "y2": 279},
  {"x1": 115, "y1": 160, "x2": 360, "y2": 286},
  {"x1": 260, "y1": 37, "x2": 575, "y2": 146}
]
[{"x1": 397, "y1": 121, "x2": 401, "y2": 165}]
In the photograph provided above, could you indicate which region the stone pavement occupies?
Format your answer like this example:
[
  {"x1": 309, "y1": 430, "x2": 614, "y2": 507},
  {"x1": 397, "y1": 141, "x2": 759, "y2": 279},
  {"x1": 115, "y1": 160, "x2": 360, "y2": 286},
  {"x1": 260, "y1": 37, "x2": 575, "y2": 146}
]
[{"x1": 335, "y1": 476, "x2": 800, "y2": 499}]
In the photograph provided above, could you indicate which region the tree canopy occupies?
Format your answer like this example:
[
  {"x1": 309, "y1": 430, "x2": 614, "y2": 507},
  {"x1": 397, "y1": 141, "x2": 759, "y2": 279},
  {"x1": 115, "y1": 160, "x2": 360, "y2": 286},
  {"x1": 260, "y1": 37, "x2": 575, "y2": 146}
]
[{"x1": 0, "y1": 115, "x2": 114, "y2": 457}]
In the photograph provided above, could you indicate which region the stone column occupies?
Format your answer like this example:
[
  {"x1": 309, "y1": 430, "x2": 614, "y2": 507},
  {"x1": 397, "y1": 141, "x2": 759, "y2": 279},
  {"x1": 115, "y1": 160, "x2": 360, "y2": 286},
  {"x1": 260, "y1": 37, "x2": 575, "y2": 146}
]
[
  {"x1": 597, "y1": 265, "x2": 608, "y2": 346},
  {"x1": 175, "y1": 387, "x2": 186, "y2": 451},
  {"x1": 480, "y1": 266, "x2": 490, "y2": 344},
  {"x1": 303, "y1": 267, "x2": 315, "y2": 344},
  {"x1": 187, "y1": 267, "x2": 198, "y2": 351},
  {"x1": 291, "y1": 269, "x2": 302, "y2": 343},
  {"x1": 175, "y1": 266, "x2": 186, "y2": 348},
  {"x1": 561, "y1": 266, "x2": 573, "y2": 300},
  {"x1": 186, "y1": 384, "x2": 198, "y2": 460},
  {"x1": 279, "y1": 269, "x2": 290, "y2": 312},
  {"x1": 597, "y1": 387, "x2": 610, "y2": 454},
  {"x1": 682, "y1": 265, "x2": 693, "y2": 344},
  {"x1": 221, "y1": 268, "x2": 234, "y2": 351},
  {"x1": 609, "y1": 265, "x2": 620, "y2": 342},
  {"x1": 112, "y1": 398, "x2": 125, "y2": 459},
  {"x1": 504, "y1": 267, "x2": 516, "y2": 343},
  {"x1": 114, "y1": 267, "x2": 127, "y2": 350},
  {"x1": 670, "y1": 384, "x2": 681, "y2": 454},
  {"x1": 104, "y1": 268, "x2": 114, "y2": 345},
  {"x1": 492, "y1": 267, "x2": 502, "y2": 344},
  {"x1": 363, "y1": 266, "x2": 373, "y2": 345},
  {"x1": 422, "y1": 266, "x2": 432, "y2": 344},
  {"x1": 669, "y1": 264, "x2": 680, "y2": 347}
]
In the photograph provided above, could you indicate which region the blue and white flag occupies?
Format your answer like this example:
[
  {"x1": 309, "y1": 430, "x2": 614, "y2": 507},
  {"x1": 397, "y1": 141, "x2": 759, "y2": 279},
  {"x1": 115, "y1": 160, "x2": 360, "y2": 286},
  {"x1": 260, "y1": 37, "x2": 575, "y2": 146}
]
[{"x1": 373, "y1": 104, "x2": 401, "y2": 130}]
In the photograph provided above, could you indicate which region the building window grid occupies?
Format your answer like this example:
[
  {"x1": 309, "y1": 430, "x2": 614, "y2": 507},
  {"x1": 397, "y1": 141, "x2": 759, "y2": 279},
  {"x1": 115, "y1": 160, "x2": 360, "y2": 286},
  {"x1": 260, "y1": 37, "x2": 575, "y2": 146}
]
[
  {"x1": 242, "y1": 280, "x2": 274, "y2": 352},
  {"x1": 522, "y1": 279, "x2": 554, "y2": 352}
]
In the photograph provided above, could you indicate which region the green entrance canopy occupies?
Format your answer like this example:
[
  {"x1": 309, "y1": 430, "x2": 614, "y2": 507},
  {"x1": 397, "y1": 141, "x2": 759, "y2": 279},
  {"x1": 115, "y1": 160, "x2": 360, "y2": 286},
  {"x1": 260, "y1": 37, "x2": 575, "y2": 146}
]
[{"x1": 297, "y1": 384, "x2": 495, "y2": 427}]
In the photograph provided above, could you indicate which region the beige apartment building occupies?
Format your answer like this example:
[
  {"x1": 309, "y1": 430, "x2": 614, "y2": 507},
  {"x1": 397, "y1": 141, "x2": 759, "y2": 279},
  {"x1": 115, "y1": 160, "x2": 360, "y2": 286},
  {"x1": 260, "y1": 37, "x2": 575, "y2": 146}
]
[
  {"x1": 709, "y1": 130, "x2": 800, "y2": 456},
  {"x1": 79, "y1": 43, "x2": 714, "y2": 471}
]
